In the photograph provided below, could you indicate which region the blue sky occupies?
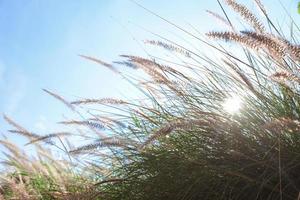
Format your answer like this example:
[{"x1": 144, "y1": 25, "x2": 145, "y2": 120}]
[{"x1": 0, "y1": 0, "x2": 298, "y2": 148}]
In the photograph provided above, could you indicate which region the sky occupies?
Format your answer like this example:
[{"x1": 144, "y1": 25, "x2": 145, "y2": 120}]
[{"x1": 0, "y1": 0, "x2": 298, "y2": 150}]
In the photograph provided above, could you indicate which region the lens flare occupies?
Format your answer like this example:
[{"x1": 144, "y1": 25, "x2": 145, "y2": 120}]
[{"x1": 223, "y1": 95, "x2": 242, "y2": 114}]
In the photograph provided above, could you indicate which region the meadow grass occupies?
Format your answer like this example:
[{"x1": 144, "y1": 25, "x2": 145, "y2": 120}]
[{"x1": 2, "y1": 0, "x2": 300, "y2": 199}]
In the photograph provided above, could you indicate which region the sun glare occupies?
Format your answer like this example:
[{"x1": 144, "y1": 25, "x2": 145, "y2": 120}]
[{"x1": 223, "y1": 95, "x2": 242, "y2": 114}]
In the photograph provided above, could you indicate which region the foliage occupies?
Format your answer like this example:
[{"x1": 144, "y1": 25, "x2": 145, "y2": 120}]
[{"x1": 2, "y1": 0, "x2": 300, "y2": 199}]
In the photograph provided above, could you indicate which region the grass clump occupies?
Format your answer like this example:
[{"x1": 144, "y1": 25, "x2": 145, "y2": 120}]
[
  {"x1": 0, "y1": 137, "x2": 100, "y2": 200},
  {"x1": 2, "y1": 0, "x2": 300, "y2": 199}
]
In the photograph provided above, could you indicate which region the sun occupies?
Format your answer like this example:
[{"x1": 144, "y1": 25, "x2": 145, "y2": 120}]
[{"x1": 223, "y1": 95, "x2": 242, "y2": 114}]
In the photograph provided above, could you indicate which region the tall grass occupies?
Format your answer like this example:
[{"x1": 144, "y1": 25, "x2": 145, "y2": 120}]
[{"x1": 2, "y1": 0, "x2": 300, "y2": 199}]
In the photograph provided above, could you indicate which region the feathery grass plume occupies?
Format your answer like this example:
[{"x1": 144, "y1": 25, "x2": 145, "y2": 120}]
[
  {"x1": 206, "y1": 10, "x2": 234, "y2": 30},
  {"x1": 5, "y1": 180, "x2": 32, "y2": 200},
  {"x1": 90, "y1": 116, "x2": 127, "y2": 128},
  {"x1": 43, "y1": 89, "x2": 75, "y2": 111},
  {"x1": 206, "y1": 31, "x2": 259, "y2": 50},
  {"x1": 59, "y1": 120, "x2": 106, "y2": 130},
  {"x1": 121, "y1": 55, "x2": 186, "y2": 96},
  {"x1": 120, "y1": 55, "x2": 171, "y2": 84},
  {"x1": 276, "y1": 39, "x2": 300, "y2": 62},
  {"x1": 288, "y1": 44, "x2": 300, "y2": 61},
  {"x1": 129, "y1": 55, "x2": 189, "y2": 97},
  {"x1": 69, "y1": 137, "x2": 129, "y2": 154},
  {"x1": 0, "y1": 137, "x2": 98, "y2": 199},
  {"x1": 207, "y1": 31, "x2": 286, "y2": 61},
  {"x1": 8, "y1": 129, "x2": 57, "y2": 147},
  {"x1": 240, "y1": 31, "x2": 286, "y2": 59},
  {"x1": 263, "y1": 118, "x2": 300, "y2": 132},
  {"x1": 71, "y1": 98, "x2": 127, "y2": 105},
  {"x1": 0, "y1": 140, "x2": 25, "y2": 160},
  {"x1": 8, "y1": 130, "x2": 40, "y2": 140},
  {"x1": 250, "y1": 32, "x2": 300, "y2": 62},
  {"x1": 79, "y1": 54, "x2": 119, "y2": 73},
  {"x1": 224, "y1": 0, "x2": 265, "y2": 33},
  {"x1": 58, "y1": 120, "x2": 108, "y2": 140},
  {"x1": 270, "y1": 71, "x2": 300, "y2": 84},
  {"x1": 142, "y1": 118, "x2": 216, "y2": 148},
  {"x1": 113, "y1": 61, "x2": 138, "y2": 69},
  {"x1": 25, "y1": 132, "x2": 72, "y2": 146},
  {"x1": 94, "y1": 178, "x2": 125, "y2": 186},
  {"x1": 3, "y1": 115, "x2": 29, "y2": 134},
  {"x1": 144, "y1": 40, "x2": 191, "y2": 57},
  {"x1": 3, "y1": 115, "x2": 40, "y2": 139}
]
